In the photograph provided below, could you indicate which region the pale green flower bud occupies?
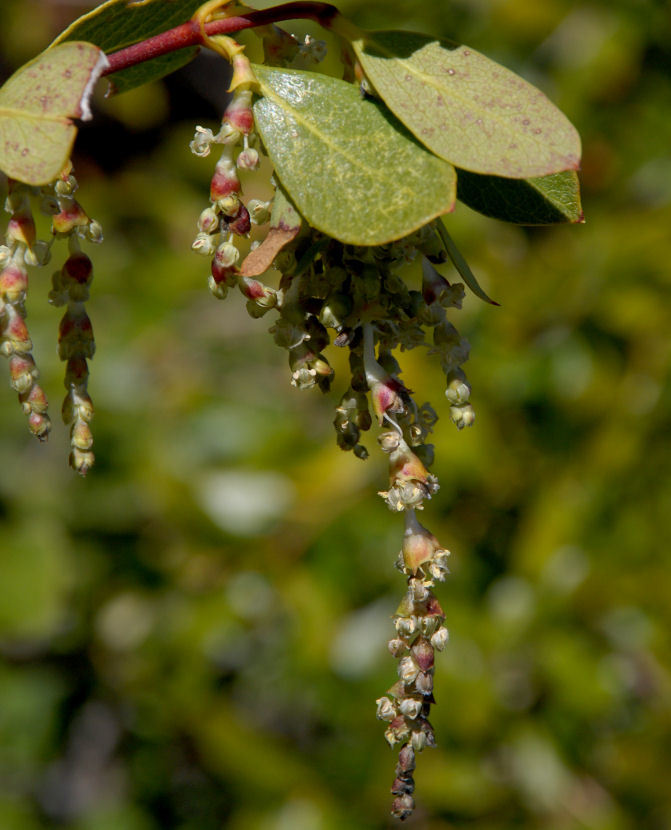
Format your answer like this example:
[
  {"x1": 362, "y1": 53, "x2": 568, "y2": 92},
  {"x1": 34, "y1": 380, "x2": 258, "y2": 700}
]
[
  {"x1": 398, "y1": 655, "x2": 419, "y2": 684},
  {"x1": 198, "y1": 207, "x2": 219, "y2": 234},
  {"x1": 376, "y1": 696, "x2": 397, "y2": 722},
  {"x1": 450, "y1": 402, "x2": 475, "y2": 429},
  {"x1": 431, "y1": 626, "x2": 449, "y2": 651},
  {"x1": 399, "y1": 698, "x2": 422, "y2": 720},
  {"x1": 192, "y1": 232, "x2": 216, "y2": 256},
  {"x1": 445, "y1": 373, "x2": 471, "y2": 405}
]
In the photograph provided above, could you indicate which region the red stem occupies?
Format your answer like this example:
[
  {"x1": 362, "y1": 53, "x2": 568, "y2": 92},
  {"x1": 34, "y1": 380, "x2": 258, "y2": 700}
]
[{"x1": 103, "y1": 2, "x2": 340, "y2": 76}]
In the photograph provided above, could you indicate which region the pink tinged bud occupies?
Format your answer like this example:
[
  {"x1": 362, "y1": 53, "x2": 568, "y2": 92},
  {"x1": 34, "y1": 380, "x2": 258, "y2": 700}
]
[
  {"x1": 20, "y1": 383, "x2": 48, "y2": 415},
  {"x1": 7, "y1": 213, "x2": 36, "y2": 248},
  {"x1": 391, "y1": 794, "x2": 415, "y2": 820},
  {"x1": 228, "y1": 204, "x2": 251, "y2": 236},
  {"x1": 224, "y1": 88, "x2": 254, "y2": 134},
  {"x1": 8, "y1": 354, "x2": 37, "y2": 394},
  {"x1": 389, "y1": 441, "x2": 434, "y2": 489},
  {"x1": 375, "y1": 697, "x2": 397, "y2": 722},
  {"x1": 71, "y1": 420, "x2": 93, "y2": 451},
  {"x1": 28, "y1": 411, "x2": 51, "y2": 441},
  {"x1": 198, "y1": 207, "x2": 220, "y2": 234},
  {"x1": 370, "y1": 375, "x2": 406, "y2": 425},
  {"x1": 192, "y1": 233, "x2": 216, "y2": 256},
  {"x1": 4, "y1": 307, "x2": 31, "y2": 352},
  {"x1": 240, "y1": 277, "x2": 277, "y2": 309},
  {"x1": 411, "y1": 639, "x2": 434, "y2": 672},
  {"x1": 402, "y1": 511, "x2": 445, "y2": 574},
  {"x1": 397, "y1": 744, "x2": 416, "y2": 773},
  {"x1": 0, "y1": 264, "x2": 28, "y2": 303},
  {"x1": 214, "y1": 242, "x2": 240, "y2": 269},
  {"x1": 211, "y1": 260, "x2": 238, "y2": 287},
  {"x1": 52, "y1": 200, "x2": 90, "y2": 235},
  {"x1": 210, "y1": 155, "x2": 240, "y2": 202},
  {"x1": 236, "y1": 148, "x2": 259, "y2": 170}
]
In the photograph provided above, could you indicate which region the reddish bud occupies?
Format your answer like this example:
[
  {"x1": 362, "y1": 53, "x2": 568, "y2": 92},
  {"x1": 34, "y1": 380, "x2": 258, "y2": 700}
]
[
  {"x1": 228, "y1": 204, "x2": 251, "y2": 236},
  {"x1": 210, "y1": 155, "x2": 240, "y2": 202},
  {"x1": 52, "y1": 200, "x2": 89, "y2": 235},
  {"x1": 7, "y1": 213, "x2": 36, "y2": 248},
  {"x1": 0, "y1": 264, "x2": 28, "y2": 303},
  {"x1": 411, "y1": 639, "x2": 434, "y2": 672}
]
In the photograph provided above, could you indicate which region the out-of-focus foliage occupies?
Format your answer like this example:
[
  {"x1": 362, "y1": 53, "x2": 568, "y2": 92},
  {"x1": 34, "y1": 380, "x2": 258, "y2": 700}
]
[{"x1": 1, "y1": 0, "x2": 670, "y2": 828}]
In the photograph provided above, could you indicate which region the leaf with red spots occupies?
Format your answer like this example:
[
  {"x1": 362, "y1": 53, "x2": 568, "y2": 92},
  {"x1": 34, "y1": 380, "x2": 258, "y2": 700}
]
[
  {"x1": 0, "y1": 42, "x2": 108, "y2": 185},
  {"x1": 351, "y1": 30, "x2": 581, "y2": 178}
]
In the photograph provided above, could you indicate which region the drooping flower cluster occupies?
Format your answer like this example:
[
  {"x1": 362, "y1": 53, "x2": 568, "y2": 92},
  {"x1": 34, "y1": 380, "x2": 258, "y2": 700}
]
[
  {"x1": 192, "y1": 82, "x2": 474, "y2": 814},
  {"x1": 186, "y1": 26, "x2": 478, "y2": 821},
  {"x1": 1, "y1": 169, "x2": 102, "y2": 474}
]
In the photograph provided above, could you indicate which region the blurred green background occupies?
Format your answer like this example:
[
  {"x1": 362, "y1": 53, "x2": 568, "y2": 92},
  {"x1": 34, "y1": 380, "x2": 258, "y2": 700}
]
[{"x1": 1, "y1": 0, "x2": 670, "y2": 828}]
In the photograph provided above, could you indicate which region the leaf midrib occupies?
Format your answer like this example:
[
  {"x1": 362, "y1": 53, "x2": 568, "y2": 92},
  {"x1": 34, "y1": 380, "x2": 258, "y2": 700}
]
[
  {"x1": 256, "y1": 76, "x2": 425, "y2": 203},
  {"x1": 0, "y1": 104, "x2": 70, "y2": 124}
]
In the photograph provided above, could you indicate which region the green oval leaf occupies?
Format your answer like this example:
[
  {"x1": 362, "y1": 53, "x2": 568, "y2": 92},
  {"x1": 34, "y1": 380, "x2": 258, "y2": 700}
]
[
  {"x1": 457, "y1": 169, "x2": 584, "y2": 225},
  {"x1": 0, "y1": 42, "x2": 108, "y2": 185},
  {"x1": 51, "y1": 0, "x2": 203, "y2": 94},
  {"x1": 252, "y1": 64, "x2": 457, "y2": 246},
  {"x1": 351, "y1": 30, "x2": 581, "y2": 178}
]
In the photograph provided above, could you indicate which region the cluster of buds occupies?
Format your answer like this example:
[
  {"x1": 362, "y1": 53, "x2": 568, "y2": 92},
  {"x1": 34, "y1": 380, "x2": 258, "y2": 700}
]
[
  {"x1": 45, "y1": 169, "x2": 100, "y2": 475},
  {"x1": 188, "y1": 54, "x2": 479, "y2": 813},
  {"x1": 376, "y1": 510, "x2": 450, "y2": 820},
  {"x1": 50, "y1": 246, "x2": 96, "y2": 475},
  {"x1": 190, "y1": 48, "x2": 262, "y2": 304},
  {"x1": 0, "y1": 181, "x2": 51, "y2": 440}
]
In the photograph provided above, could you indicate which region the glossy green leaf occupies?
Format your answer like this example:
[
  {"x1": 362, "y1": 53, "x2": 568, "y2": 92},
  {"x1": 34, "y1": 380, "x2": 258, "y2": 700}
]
[
  {"x1": 252, "y1": 64, "x2": 457, "y2": 246},
  {"x1": 0, "y1": 42, "x2": 108, "y2": 185},
  {"x1": 240, "y1": 187, "x2": 302, "y2": 277},
  {"x1": 457, "y1": 169, "x2": 584, "y2": 225},
  {"x1": 51, "y1": 0, "x2": 203, "y2": 94},
  {"x1": 351, "y1": 30, "x2": 581, "y2": 178}
]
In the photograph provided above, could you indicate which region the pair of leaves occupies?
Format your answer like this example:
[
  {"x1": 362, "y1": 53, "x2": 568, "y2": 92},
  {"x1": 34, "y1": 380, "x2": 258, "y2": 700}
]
[
  {"x1": 252, "y1": 63, "x2": 457, "y2": 246},
  {"x1": 254, "y1": 27, "x2": 582, "y2": 246}
]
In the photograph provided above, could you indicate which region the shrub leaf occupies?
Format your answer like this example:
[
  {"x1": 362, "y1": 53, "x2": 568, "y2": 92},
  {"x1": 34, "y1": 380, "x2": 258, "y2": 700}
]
[
  {"x1": 252, "y1": 64, "x2": 457, "y2": 246},
  {"x1": 352, "y1": 30, "x2": 581, "y2": 178}
]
